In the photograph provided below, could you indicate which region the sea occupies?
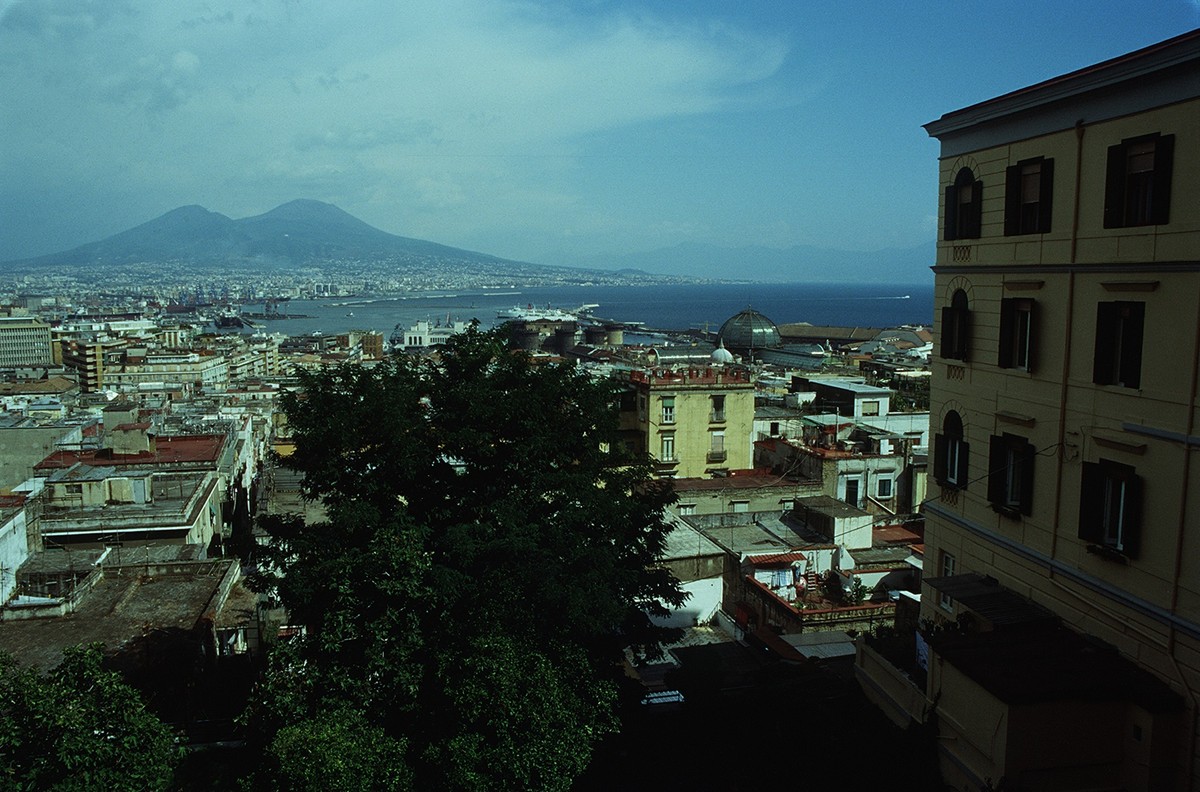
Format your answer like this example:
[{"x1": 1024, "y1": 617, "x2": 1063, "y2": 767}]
[{"x1": 239, "y1": 281, "x2": 933, "y2": 339}]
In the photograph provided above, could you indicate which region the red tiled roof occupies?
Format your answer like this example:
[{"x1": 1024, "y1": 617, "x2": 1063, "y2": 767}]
[
  {"x1": 746, "y1": 551, "x2": 806, "y2": 567},
  {"x1": 34, "y1": 434, "x2": 226, "y2": 470}
]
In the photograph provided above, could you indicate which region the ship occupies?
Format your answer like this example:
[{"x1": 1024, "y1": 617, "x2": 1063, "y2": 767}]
[{"x1": 495, "y1": 303, "x2": 600, "y2": 323}]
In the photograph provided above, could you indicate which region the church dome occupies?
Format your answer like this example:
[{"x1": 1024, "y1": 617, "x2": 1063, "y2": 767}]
[
  {"x1": 718, "y1": 307, "x2": 781, "y2": 353},
  {"x1": 711, "y1": 340, "x2": 735, "y2": 364}
]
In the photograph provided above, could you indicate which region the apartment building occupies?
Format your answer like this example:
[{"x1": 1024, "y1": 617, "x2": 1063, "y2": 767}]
[
  {"x1": 618, "y1": 366, "x2": 755, "y2": 478},
  {"x1": 856, "y1": 30, "x2": 1200, "y2": 790},
  {"x1": 0, "y1": 315, "x2": 53, "y2": 368}
]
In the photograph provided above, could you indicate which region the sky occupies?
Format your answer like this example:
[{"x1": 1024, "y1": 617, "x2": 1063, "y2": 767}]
[{"x1": 1, "y1": 1, "x2": 1198, "y2": 266}]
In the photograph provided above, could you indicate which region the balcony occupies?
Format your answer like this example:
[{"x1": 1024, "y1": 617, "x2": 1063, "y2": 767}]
[
  {"x1": 710, "y1": 411, "x2": 726, "y2": 423},
  {"x1": 706, "y1": 449, "x2": 727, "y2": 463}
]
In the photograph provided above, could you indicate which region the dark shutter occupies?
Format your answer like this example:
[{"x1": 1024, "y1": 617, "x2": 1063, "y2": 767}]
[
  {"x1": 987, "y1": 435, "x2": 1005, "y2": 506},
  {"x1": 1151, "y1": 134, "x2": 1174, "y2": 225},
  {"x1": 1103, "y1": 143, "x2": 1125, "y2": 229},
  {"x1": 966, "y1": 180, "x2": 983, "y2": 238},
  {"x1": 1078, "y1": 462, "x2": 1103, "y2": 542},
  {"x1": 998, "y1": 300, "x2": 1014, "y2": 368},
  {"x1": 944, "y1": 184, "x2": 958, "y2": 241},
  {"x1": 940, "y1": 306, "x2": 956, "y2": 359},
  {"x1": 1119, "y1": 302, "x2": 1145, "y2": 389},
  {"x1": 933, "y1": 432, "x2": 948, "y2": 483},
  {"x1": 1018, "y1": 440, "x2": 1036, "y2": 515},
  {"x1": 959, "y1": 304, "x2": 972, "y2": 363},
  {"x1": 1026, "y1": 300, "x2": 1037, "y2": 374},
  {"x1": 1093, "y1": 302, "x2": 1118, "y2": 385},
  {"x1": 1038, "y1": 158, "x2": 1054, "y2": 233},
  {"x1": 1121, "y1": 473, "x2": 1143, "y2": 558},
  {"x1": 1004, "y1": 164, "x2": 1021, "y2": 236},
  {"x1": 956, "y1": 440, "x2": 970, "y2": 490}
]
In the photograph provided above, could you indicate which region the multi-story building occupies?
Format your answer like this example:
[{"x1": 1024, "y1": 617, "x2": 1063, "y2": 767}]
[
  {"x1": 618, "y1": 366, "x2": 755, "y2": 478},
  {"x1": 857, "y1": 30, "x2": 1200, "y2": 791},
  {"x1": 0, "y1": 315, "x2": 53, "y2": 368}
]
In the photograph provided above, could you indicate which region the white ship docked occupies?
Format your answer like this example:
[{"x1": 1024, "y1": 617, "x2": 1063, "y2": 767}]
[{"x1": 495, "y1": 303, "x2": 599, "y2": 323}]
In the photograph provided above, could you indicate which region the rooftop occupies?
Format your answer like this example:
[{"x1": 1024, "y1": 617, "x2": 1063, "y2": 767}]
[{"x1": 34, "y1": 433, "x2": 227, "y2": 471}]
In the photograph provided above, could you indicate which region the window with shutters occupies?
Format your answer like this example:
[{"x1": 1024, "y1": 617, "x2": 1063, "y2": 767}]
[
  {"x1": 998, "y1": 298, "x2": 1035, "y2": 372},
  {"x1": 987, "y1": 433, "x2": 1035, "y2": 516},
  {"x1": 939, "y1": 551, "x2": 957, "y2": 611},
  {"x1": 710, "y1": 395, "x2": 725, "y2": 423},
  {"x1": 660, "y1": 396, "x2": 675, "y2": 424},
  {"x1": 940, "y1": 289, "x2": 971, "y2": 361},
  {"x1": 1093, "y1": 301, "x2": 1145, "y2": 389},
  {"x1": 934, "y1": 410, "x2": 968, "y2": 490},
  {"x1": 1103, "y1": 134, "x2": 1174, "y2": 228},
  {"x1": 660, "y1": 433, "x2": 676, "y2": 462},
  {"x1": 1079, "y1": 460, "x2": 1142, "y2": 558},
  {"x1": 944, "y1": 167, "x2": 982, "y2": 240},
  {"x1": 1004, "y1": 157, "x2": 1054, "y2": 235}
]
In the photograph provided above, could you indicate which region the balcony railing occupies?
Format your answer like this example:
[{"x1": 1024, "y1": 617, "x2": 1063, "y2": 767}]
[{"x1": 707, "y1": 449, "x2": 727, "y2": 462}]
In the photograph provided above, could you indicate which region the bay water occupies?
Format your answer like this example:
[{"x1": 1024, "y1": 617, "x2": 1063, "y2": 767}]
[{"x1": 242, "y1": 281, "x2": 933, "y2": 338}]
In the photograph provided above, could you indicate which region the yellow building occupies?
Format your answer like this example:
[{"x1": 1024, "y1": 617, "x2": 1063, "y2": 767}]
[
  {"x1": 619, "y1": 366, "x2": 755, "y2": 478},
  {"x1": 856, "y1": 30, "x2": 1200, "y2": 791}
]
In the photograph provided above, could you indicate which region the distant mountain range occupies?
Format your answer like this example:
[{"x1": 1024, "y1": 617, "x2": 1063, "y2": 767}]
[
  {"x1": 1, "y1": 199, "x2": 935, "y2": 285},
  {"x1": 0, "y1": 199, "x2": 520, "y2": 270},
  {"x1": 566, "y1": 240, "x2": 935, "y2": 284}
]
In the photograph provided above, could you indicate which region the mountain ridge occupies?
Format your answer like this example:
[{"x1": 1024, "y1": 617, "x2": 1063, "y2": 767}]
[{"x1": 0, "y1": 199, "x2": 516, "y2": 270}]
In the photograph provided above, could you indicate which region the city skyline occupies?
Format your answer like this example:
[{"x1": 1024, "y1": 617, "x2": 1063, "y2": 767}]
[{"x1": 2, "y1": 1, "x2": 1197, "y2": 268}]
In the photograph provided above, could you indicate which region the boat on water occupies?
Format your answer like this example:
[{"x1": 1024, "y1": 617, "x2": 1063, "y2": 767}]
[{"x1": 496, "y1": 303, "x2": 600, "y2": 323}]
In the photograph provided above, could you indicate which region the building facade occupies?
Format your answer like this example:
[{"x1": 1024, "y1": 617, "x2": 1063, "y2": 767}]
[
  {"x1": 0, "y1": 316, "x2": 53, "y2": 368},
  {"x1": 619, "y1": 367, "x2": 755, "y2": 478},
  {"x1": 857, "y1": 30, "x2": 1200, "y2": 791}
]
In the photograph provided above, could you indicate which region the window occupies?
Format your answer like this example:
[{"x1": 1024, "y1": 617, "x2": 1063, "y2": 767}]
[
  {"x1": 998, "y1": 298, "x2": 1035, "y2": 372},
  {"x1": 843, "y1": 476, "x2": 861, "y2": 508},
  {"x1": 1079, "y1": 460, "x2": 1142, "y2": 558},
  {"x1": 769, "y1": 421, "x2": 780, "y2": 436},
  {"x1": 862, "y1": 400, "x2": 881, "y2": 416},
  {"x1": 944, "y1": 167, "x2": 982, "y2": 240},
  {"x1": 940, "y1": 289, "x2": 971, "y2": 361},
  {"x1": 939, "y1": 551, "x2": 957, "y2": 611},
  {"x1": 1093, "y1": 301, "x2": 1145, "y2": 389},
  {"x1": 1004, "y1": 157, "x2": 1054, "y2": 235},
  {"x1": 708, "y1": 430, "x2": 726, "y2": 462},
  {"x1": 731, "y1": 500, "x2": 750, "y2": 513},
  {"x1": 1104, "y1": 134, "x2": 1174, "y2": 228},
  {"x1": 710, "y1": 395, "x2": 726, "y2": 422},
  {"x1": 678, "y1": 503, "x2": 696, "y2": 516},
  {"x1": 876, "y1": 476, "x2": 894, "y2": 499},
  {"x1": 660, "y1": 433, "x2": 676, "y2": 462},
  {"x1": 934, "y1": 410, "x2": 969, "y2": 489},
  {"x1": 660, "y1": 396, "x2": 675, "y2": 424},
  {"x1": 987, "y1": 434, "x2": 1035, "y2": 516}
]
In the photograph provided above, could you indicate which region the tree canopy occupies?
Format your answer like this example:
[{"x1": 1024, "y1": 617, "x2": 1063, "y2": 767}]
[
  {"x1": 0, "y1": 645, "x2": 179, "y2": 792},
  {"x1": 248, "y1": 326, "x2": 683, "y2": 790}
]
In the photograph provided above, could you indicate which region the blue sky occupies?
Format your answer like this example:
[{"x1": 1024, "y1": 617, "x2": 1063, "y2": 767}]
[{"x1": 1, "y1": 1, "x2": 1197, "y2": 265}]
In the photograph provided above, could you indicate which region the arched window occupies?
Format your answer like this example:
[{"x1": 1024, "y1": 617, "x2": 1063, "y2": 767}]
[
  {"x1": 944, "y1": 167, "x2": 982, "y2": 240},
  {"x1": 934, "y1": 410, "x2": 968, "y2": 489},
  {"x1": 940, "y1": 289, "x2": 970, "y2": 361}
]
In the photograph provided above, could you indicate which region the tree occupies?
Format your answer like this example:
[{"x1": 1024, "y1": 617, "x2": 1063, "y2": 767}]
[
  {"x1": 248, "y1": 326, "x2": 684, "y2": 790},
  {"x1": 0, "y1": 646, "x2": 179, "y2": 792}
]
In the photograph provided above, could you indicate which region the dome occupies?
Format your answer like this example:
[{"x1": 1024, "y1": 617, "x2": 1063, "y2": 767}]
[
  {"x1": 711, "y1": 340, "x2": 735, "y2": 364},
  {"x1": 718, "y1": 307, "x2": 781, "y2": 353}
]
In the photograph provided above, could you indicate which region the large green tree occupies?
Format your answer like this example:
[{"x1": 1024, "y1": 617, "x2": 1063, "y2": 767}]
[
  {"x1": 248, "y1": 326, "x2": 683, "y2": 790},
  {"x1": 0, "y1": 646, "x2": 179, "y2": 792}
]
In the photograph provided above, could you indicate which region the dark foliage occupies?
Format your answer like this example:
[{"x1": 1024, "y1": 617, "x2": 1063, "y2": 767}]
[{"x1": 246, "y1": 326, "x2": 684, "y2": 790}]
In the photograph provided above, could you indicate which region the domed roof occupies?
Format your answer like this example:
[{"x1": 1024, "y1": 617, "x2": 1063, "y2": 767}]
[
  {"x1": 711, "y1": 340, "x2": 735, "y2": 364},
  {"x1": 718, "y1": 307, "x2": 781, "y2": 352}
]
